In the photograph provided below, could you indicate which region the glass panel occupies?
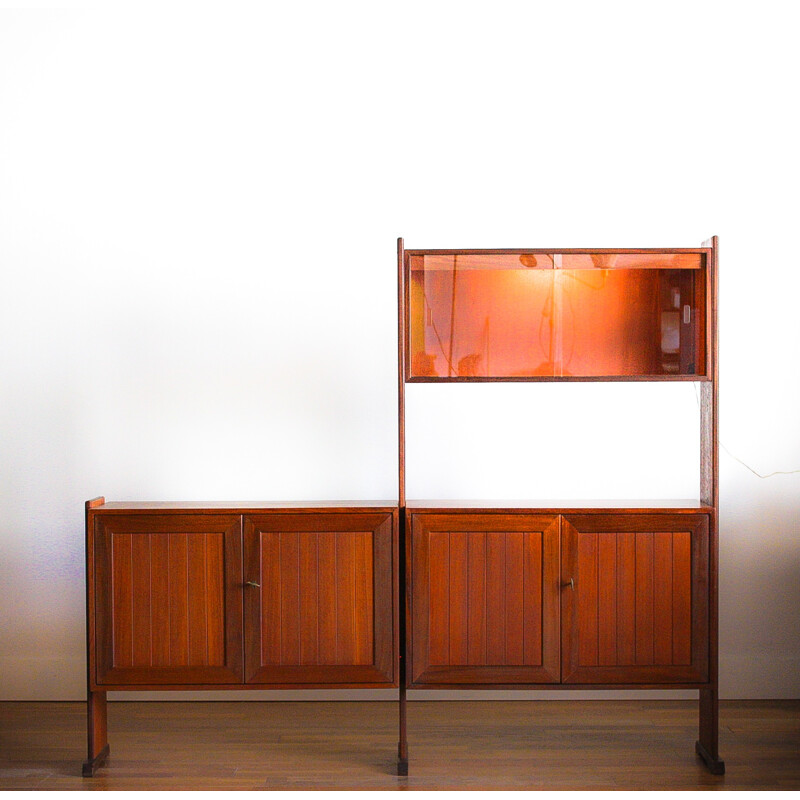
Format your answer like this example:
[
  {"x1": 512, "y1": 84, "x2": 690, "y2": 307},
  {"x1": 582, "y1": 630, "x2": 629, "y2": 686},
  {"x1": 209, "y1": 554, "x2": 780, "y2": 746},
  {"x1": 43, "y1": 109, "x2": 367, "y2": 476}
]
[{"x1": 408, "y1": 253, "x2": 706, "y2": 379}]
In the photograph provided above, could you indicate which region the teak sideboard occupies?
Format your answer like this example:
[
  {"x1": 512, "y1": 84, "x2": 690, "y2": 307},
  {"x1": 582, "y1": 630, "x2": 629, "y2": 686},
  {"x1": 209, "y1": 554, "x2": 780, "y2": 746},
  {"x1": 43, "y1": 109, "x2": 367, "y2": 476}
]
[{"x1": 84, "y1": 238, "x2": 723, "y2": 777}]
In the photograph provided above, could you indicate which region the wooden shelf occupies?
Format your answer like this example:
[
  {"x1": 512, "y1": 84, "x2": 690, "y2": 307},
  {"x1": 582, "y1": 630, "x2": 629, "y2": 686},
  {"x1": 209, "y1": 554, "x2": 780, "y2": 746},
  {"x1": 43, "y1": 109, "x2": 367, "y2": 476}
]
[
  {"x1": 93, "y1": 500, "x2": 397, "y2": 512},
  {"x1": 405, "y1": 499, "x2": 714, "y2": 512}
]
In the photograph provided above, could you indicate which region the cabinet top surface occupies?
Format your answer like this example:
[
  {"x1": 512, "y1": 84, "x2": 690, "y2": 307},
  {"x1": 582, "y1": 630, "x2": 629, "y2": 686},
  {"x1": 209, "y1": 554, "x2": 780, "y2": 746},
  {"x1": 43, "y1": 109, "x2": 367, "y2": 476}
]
[
  {"x1": 88, "y1": 499, "x2": 712, "y2": 513},
  {"x1": 405, "y1": 499, "x2": 714, "y2": 513},
  {"x1": 90, "y1": 500, "x2": 398, "y2": 512}
]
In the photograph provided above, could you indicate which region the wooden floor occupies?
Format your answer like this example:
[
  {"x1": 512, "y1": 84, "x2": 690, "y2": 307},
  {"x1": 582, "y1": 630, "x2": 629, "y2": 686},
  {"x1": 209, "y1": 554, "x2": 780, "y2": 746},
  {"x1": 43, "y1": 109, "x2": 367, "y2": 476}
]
[{"x1": 0, "y1": 700, "x2": 798, "y2": 790}]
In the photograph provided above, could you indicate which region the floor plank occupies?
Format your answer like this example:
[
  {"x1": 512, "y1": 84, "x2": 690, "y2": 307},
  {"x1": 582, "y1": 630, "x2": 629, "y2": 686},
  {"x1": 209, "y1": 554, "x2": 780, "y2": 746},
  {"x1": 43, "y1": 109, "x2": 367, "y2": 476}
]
[{"x1": 0, "y1": 700, "x2": 798, "y2": 790}]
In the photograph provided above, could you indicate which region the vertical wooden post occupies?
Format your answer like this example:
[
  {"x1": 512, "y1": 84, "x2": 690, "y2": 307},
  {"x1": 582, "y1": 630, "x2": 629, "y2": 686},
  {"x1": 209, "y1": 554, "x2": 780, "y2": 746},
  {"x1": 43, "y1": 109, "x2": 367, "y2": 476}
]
[
  {"x1": 397, "y1": 507, "x2": 408, "y2": 776},
  {"x1": 696, "y1": 237, "x2": 724, "y2": 774},
  {"x1": 397, "y1": 236, "x2": 406, "y2": 511},
  {"x1": 84, "y1": 690, "x2": 109, "y2": 777},
  {"x1": 396, "y1": 237, "x2": 409, "y2": 776},
  {"x1": 83, "y1": 497, "x2": 110, "y2": 777}
]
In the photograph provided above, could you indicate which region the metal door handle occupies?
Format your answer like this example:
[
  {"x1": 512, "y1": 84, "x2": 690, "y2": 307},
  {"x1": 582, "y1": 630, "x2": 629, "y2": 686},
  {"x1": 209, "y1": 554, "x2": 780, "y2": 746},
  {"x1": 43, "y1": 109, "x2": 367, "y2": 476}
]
[
  {"x1": 561, "y1": 577, "x2": 574, "y2": 591},
  {"x1": 245, "y1": 581, "x2": 261, "y2": 588}
]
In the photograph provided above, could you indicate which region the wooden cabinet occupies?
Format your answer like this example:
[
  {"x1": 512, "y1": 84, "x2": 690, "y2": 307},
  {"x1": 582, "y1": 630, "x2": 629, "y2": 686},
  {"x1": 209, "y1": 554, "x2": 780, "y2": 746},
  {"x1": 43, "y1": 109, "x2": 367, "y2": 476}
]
[
  {"x1": 84, "y1": 502, "x2": 397, "y2": 775},
  {"x1": 89, "y1": 504, "x2": 397, "y2": 692},
  {"x1": 409, "y1": 514, "x2": 560, "y2": 685},
  {"x1": 407, "y1": 509, "x2": 709, "y2": 689},
  {"x1": 561, "y1": 514, "x2": 709, "y2": 685}
]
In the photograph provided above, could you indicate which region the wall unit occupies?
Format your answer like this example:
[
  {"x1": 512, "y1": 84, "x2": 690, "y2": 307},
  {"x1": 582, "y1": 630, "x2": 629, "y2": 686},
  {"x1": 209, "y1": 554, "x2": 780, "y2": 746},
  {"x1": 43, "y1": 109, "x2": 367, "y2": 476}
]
[
  {"x1": 396, "y1": 239, "x2": 723, "y2": 776},
  {"x1": 84, "y1": 237, "x2": 722, "y2": 778},
  {"x1": 83, "y1": 502, "x2": 397, "y2": 776}
]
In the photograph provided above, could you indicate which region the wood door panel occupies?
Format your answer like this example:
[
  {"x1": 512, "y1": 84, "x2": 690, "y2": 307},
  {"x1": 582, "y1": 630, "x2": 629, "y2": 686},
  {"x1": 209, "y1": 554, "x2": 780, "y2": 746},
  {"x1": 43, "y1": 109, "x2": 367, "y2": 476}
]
[
  {"x1": 243, "y1": 513, "x2": 394, "y2": 685},
  {"x1": 562, "y1": 514, "x2": 708, "y2": 683},
  {"x1": 94, "y1": 515, "x2": 243, "y2": 685},
  {"x1": 410, "y1": 514, "x2": 560, "y2": 685}
]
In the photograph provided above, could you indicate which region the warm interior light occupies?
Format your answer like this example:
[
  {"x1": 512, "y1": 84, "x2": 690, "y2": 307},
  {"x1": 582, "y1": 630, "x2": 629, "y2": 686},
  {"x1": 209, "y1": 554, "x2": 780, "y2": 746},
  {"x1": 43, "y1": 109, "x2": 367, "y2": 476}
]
[{"x1": 410, "y1": 255, "x2": 704, "y2": 378}]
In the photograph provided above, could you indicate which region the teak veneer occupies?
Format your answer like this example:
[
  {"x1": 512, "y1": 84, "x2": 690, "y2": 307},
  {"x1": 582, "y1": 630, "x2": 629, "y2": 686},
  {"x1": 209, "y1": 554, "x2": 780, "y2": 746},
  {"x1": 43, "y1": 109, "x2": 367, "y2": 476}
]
[{"x1": 83, "y1": 238, "x2": 723, "y2": 778}]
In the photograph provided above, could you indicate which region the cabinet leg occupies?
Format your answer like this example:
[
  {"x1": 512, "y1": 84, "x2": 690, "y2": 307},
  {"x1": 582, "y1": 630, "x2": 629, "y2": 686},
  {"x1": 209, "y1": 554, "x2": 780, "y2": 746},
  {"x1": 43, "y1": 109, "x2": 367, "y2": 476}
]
[
  {"x1": 397, "y1": 685, "x2": 408, "y2": 776},
  {"x1": 82, "y1": 690, "x2": 109, "y2": 777},
  {"x1": 696, "y1": 687, "x2": 725, "y2": 775}
]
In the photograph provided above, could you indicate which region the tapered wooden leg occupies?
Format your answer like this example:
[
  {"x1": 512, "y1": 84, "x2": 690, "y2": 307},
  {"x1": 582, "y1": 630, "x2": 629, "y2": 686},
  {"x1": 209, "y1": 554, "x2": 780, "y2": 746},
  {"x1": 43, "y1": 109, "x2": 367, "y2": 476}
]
[
  {"x1": 696, "y1": 687, "x2": 725, "y2": 774},
  {"x1": 397, "y1": 685, "x2": 408, "y2": 776},
  {"x1": 83, "y1": 690, "x2": 109, "y2": 777}
]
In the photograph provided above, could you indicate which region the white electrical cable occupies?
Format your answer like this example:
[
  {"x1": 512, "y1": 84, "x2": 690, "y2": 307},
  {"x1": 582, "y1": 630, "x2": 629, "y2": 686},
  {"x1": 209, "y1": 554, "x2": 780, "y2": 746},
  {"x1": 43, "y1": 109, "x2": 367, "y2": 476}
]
[{"x1": 692, "y1": 384, "x2": 800, "y2": 479}]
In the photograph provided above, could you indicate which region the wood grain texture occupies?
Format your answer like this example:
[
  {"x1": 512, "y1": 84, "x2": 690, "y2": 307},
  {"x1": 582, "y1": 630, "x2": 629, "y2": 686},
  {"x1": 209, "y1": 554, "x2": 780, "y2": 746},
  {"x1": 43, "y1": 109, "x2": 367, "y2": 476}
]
[
  {"x1": 634, "y1": 532, "x2": 655, "y2": 666},
  {"x1": 253, "y1": 529, "x2": 374, "y2": 667},
  {"x1": 410, "y1": 513, "x2": 560, "y2": 685},
  {"x1": 561, "y1": 515, "x2": 709, "y2": 684},
  {"x1": 93, "y1": 514, "x2": 242, "y2": 686},
  {"x1": 243, "y1": 513, "x2": 394, "y2": 686},
  {"x1": 106, "y1": 532, "x2": 226, "y2": 669}
]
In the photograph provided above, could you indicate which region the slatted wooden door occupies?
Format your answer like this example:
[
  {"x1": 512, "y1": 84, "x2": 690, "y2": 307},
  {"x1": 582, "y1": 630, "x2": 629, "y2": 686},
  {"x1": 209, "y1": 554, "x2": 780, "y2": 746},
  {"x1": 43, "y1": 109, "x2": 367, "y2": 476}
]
[
  {"x1": 94, "y1": 515, "x2": 243, "y2": 685},
  {"x1": 561, "y1": 514, "x2": 709, "y2": 683},
  {"x1": 243, "y1": 513, "x2": 395, "y2": 685},
  {"x1": 410, "y1": 514, "x2": 560, "y2": 685}
]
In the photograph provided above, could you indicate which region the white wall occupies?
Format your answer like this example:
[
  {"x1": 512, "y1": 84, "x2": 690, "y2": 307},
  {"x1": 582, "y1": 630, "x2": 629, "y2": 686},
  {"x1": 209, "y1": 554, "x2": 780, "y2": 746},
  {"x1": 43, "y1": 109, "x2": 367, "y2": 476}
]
[{"x1": 0, "y1": 2, "x2": 798, "y2": 700}]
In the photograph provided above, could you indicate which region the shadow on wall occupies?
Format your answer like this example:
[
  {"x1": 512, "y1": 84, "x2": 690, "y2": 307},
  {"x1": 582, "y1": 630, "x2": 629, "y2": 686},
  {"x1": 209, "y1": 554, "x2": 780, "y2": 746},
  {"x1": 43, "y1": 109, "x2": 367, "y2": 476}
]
[{"x1": 719, "y1": 488, "x2": 800, "y2": 698}]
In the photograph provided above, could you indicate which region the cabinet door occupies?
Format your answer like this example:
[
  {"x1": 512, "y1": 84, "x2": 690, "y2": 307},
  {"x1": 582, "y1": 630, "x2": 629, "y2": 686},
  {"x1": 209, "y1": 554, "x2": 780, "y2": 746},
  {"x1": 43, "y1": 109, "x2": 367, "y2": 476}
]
[
  {"x1": 410, "y1": 514, "x2": 560, "y2": 685},
  {"x1": 94, "y1": 515, "x2": 243, "y2": 685},
  {"x1": 243, "y1": 513, "x2": 395, "y2": 685},
  {"x1": 561, "y1": 514, "x2": 709, "y2": 684}
]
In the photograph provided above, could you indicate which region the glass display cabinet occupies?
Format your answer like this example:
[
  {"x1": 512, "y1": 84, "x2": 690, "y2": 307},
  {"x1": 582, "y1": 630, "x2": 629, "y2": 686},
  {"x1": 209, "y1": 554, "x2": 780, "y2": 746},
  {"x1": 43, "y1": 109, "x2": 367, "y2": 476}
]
[
  {"x1": 397, "y1": 239, "x2": 723, "y2": 776},
  {"x1": 408, "y1": 251, "x2": 707, "y2": 379}
]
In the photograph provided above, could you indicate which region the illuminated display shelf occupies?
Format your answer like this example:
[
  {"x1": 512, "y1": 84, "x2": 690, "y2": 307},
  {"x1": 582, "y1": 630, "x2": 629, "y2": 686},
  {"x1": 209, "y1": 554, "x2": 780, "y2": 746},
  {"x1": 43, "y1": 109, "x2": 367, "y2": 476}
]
[{"x1": 408, "y1": 250, "x2": 709, "y2": 380}]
